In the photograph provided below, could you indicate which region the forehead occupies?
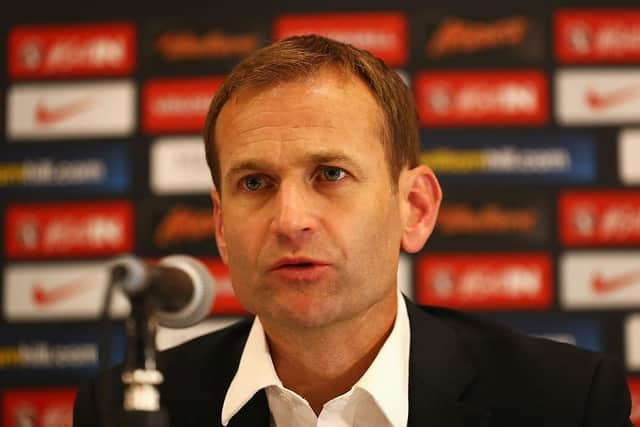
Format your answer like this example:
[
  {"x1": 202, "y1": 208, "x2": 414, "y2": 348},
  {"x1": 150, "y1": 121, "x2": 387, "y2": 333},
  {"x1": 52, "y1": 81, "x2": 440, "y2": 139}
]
[
  {"x1": 215, "y1": 68, "x2": 385, "y2": 150},
  {"x1": 215, "y1": 69, "x2": 384, "y2": 169}
]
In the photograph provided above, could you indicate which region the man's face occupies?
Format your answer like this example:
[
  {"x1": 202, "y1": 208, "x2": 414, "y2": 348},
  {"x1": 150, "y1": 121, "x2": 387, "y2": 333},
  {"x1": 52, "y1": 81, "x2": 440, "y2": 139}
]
[{"x1": 212, "y1": 68, "x2": 406, "y2": 329}]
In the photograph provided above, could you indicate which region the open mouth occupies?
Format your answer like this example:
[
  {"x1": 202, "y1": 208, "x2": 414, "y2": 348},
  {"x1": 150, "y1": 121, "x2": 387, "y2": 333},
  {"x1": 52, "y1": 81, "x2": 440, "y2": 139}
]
[
  {"x1": 271, "y1": 259, "x2": 325, "y2": 270},
  {"x1": 270, "y1": 259, "x2": 329, "y2": 280},
  {"x1": 280, "y1": 262, "x2": 315, "y2": 268}
]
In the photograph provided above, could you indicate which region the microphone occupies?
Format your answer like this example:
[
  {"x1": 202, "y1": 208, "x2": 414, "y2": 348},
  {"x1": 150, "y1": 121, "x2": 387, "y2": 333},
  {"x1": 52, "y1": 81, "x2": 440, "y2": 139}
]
[{"x1": 110, "y1": 254, "x2": 215, "y2": 328}]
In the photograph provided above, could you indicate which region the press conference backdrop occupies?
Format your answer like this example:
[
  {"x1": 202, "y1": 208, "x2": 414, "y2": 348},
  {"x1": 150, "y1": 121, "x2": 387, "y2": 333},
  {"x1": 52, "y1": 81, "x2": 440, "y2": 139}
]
[{"x1": 2, "y1": 0, "x2": 640, "y2": 424}]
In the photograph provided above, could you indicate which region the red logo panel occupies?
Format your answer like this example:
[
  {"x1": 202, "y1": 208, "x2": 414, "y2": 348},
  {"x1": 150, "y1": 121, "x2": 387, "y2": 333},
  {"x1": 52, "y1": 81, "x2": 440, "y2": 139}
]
[
  {"x1": 415, "y1": 70, "x2": 548, "y2": 126},
  {"x1": 559, "y1": 191, "x2": 640, "y2": 246},
  {"x1": 416, "y1": 253, "x2": 553, "y2": 310},
  {"x1": 142, "y1": 77, "x2": 224, "y2": 134},
  {"x1": 274, "y1": 13, "x2": 408, "y2": 66},
  {"x1": 555, "y1": 10, "x2": 640, "y2": 63},
  {"x1": 8, "y1": 22, "x2": 135, "y2": 78},
  {"x1": 5, "y1": 201, "x2": 133, "y2": 259},
  {"x1": 2, "y1": 388, "x2": 76, "y2": 427},
  {"x1": 630, "y1": 378, "x2": 640, "y2": 427}
]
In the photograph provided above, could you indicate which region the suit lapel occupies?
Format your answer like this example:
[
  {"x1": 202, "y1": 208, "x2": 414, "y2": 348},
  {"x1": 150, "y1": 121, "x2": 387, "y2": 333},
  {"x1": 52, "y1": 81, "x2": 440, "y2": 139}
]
[
  {"x1": 162, "y1": 318, "x2": 270, "y2": 427},
  {"x1": 405, "y1": 299, "x2": 492, "y2": 427},
  {"x1": 211, "y1": 319, "x2": 270, "y2": 427}
]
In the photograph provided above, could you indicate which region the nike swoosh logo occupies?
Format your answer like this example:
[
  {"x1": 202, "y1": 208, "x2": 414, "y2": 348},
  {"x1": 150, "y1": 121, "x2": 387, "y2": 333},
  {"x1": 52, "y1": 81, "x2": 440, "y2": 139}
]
[
  {"x1": 592, "y1": 270, "x2": 640, "y2": 293},
  {"x1": 586, "y1": 84, "x2": 640, "y2": 110},
  {"x1": 34, "y1": 97, "x2": 94, "y2": 126},
  {"x1": 32, "y1": 279, "x2": 95, "y2": 306}
]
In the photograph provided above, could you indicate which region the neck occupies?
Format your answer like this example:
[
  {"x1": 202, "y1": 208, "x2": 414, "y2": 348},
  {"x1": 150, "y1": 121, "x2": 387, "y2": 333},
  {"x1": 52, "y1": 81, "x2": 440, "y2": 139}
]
[{"x1": 261, "y1": 289, "x2": 398, "y2": 414}]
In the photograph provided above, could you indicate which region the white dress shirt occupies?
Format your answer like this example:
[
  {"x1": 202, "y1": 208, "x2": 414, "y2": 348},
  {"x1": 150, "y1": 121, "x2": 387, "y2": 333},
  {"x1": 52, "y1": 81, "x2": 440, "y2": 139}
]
[{"x1": 221, "y1": 289, "x2": 411, "y2": 427}]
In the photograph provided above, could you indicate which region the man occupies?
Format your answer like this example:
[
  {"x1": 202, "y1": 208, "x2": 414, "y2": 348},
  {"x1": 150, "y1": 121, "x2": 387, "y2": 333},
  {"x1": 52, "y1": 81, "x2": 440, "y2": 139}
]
[{"x1": 74, "y1": 35, "x2": 632, "y2": 427}]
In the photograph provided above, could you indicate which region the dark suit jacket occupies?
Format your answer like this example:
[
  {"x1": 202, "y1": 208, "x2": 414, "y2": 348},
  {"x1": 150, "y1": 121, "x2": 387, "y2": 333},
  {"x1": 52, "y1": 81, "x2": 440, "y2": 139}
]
[{"x1": 74, "y1": 300, "x2": 632, "y2": 427}]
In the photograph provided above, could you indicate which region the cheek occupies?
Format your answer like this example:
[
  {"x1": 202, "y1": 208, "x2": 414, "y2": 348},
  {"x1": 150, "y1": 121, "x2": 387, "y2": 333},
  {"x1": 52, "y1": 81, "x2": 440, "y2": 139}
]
[
  {"x1": 339, "y1": 200, "x2": 402, "y2": 266},
  {"x1": 367, "y1": 200, "x2": 402, "y2": 255},
  {"x1": 222, "y1": 228, "x2": 260, "y2": 308},
  {"x1": 221, "y1": 213, "x2": 266, "y2": 268},
  {"x1": 224, "y1": 231, "x2": 255, "y2": 266}
]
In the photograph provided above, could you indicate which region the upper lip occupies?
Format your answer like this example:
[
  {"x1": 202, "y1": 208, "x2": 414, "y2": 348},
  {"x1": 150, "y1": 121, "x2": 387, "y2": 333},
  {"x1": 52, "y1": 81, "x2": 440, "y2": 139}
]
[{"x1": 269, "y1": 257, "x2": 330, "y2": 270}]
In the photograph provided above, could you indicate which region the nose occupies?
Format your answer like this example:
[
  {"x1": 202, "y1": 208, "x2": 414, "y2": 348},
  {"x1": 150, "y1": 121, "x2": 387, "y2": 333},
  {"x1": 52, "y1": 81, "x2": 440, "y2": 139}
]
[{"x1": 270, "y1": 180, "x2": 317, "y2": 243}]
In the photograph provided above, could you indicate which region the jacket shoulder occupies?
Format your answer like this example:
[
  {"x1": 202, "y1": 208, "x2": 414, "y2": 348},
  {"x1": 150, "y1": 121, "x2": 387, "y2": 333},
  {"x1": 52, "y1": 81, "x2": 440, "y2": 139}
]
[
  {"x1": 159, "y1": 316, "x2": 253, "y2": 369},
  {"x1": 412, "y1": 304, "x2": 631, "y2": 426},
  {"x1": 418, "y1": 304, "x2": 601, "y2": 369}
]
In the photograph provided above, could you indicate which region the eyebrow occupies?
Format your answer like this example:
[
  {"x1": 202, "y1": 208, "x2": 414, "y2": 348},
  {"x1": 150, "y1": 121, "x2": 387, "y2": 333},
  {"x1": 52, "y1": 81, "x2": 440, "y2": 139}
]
[
  {"x1": 226, "y1": 160, "x2": 266, "y2": 178},
  {"x1": 224, "y1": 150, "x2": 364, "y2": 181}
]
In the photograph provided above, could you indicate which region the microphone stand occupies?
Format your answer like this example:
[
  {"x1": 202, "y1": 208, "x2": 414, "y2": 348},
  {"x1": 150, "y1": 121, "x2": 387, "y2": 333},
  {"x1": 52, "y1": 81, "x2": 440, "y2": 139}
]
[{"x1": 112, "y1": 266, "x2": 170, "y2": 427}]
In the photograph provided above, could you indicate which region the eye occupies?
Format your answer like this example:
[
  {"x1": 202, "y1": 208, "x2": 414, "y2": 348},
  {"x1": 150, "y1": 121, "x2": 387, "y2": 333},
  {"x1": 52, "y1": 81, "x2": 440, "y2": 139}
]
[
  {"x1": 240, "y1": 175, "x2": 267, "y2": 191},
  {"x1": 319, "y1": 166, "x2": 347, "y2": 182}
]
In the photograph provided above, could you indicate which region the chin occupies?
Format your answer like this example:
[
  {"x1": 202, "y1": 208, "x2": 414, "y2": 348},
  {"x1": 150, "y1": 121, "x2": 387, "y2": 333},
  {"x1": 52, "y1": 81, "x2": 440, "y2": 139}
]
[{"x1": 268, "y1": 298, "x2": 345, "y2": 329}]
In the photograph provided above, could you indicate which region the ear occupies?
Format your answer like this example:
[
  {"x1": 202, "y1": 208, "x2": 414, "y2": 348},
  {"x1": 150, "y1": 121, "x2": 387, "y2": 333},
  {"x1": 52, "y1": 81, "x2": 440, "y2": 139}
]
[
  {"x1": 399, "y1": 165, "x2": 442, "y2": 253},
  {"x1": 210, "y1": 189, "x2": 229, "y2": 265}
]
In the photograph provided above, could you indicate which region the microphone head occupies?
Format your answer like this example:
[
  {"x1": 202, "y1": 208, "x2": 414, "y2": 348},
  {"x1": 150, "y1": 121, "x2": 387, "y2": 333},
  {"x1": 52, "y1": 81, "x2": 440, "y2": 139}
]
[{"x1": 155, "y1": 255, "x2": 215, "y2": 328}]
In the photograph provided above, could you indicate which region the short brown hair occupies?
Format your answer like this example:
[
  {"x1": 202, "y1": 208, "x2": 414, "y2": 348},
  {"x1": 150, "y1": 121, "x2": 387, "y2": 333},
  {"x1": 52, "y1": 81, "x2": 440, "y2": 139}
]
[{"x1": 202, "y1": 34, "x2": 420, "y2": 190}]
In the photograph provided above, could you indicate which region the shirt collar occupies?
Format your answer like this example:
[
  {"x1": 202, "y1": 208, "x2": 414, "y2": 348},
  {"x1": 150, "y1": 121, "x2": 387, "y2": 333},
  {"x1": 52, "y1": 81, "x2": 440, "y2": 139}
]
[
  {"x1": 356, "y1": 289, "x2": 410, "y2": 427},
  {"x1": 221, "y1": 289, "x2": 411, "y2": 426}
]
